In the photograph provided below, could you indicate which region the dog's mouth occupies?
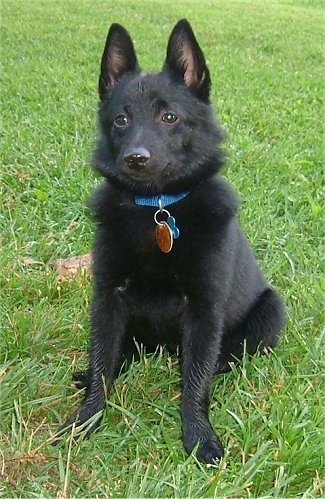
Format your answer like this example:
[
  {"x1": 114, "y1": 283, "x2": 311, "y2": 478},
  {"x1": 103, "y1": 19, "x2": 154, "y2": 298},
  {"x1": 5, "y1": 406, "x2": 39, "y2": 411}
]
[
  {"x1": 122, "y1": 160, "x2": 173, "y2": 180},
  {"x1": 120, "y1": 160, "x2": 177, "y2": 193}
]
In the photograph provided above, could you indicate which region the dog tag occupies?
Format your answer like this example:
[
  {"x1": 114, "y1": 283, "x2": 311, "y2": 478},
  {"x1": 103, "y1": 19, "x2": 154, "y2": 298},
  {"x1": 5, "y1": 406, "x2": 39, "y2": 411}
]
[
  {"x1": 167, "y1": 215, "x2": 179, "y2": 239},
  {"x1": 156, "y1": 221, "x2": 173, "y2": 253}
]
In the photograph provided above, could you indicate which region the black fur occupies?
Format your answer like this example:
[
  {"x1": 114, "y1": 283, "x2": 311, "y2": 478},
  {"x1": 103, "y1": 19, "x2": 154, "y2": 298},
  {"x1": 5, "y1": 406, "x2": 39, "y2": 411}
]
[{"x1": 58, "y1": 19, "x2": 285, "y2": 464}]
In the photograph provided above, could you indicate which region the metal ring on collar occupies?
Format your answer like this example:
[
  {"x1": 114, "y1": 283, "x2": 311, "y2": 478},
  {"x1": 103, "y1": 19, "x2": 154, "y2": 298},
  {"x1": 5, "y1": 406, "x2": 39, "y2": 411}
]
[{"x1": 154, "y1": 208, "x2": 170, "y2": 225}]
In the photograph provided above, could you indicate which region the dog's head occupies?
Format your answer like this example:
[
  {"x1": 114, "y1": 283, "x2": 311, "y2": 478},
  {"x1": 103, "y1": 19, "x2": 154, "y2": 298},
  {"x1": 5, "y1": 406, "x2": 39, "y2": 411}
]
[{"x1": 93, "y1": 19, "x2": 224, "y2": 194}]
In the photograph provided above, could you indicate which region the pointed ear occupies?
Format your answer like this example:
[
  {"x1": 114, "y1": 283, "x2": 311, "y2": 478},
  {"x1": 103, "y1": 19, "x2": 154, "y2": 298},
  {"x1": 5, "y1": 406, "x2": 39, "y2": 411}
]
[
  {"x1": 99, "y1": 23, "x2": 140, "y2": 99},
  {"x1": 164, "y1": 19, "x2": 211, "y2": 101}
]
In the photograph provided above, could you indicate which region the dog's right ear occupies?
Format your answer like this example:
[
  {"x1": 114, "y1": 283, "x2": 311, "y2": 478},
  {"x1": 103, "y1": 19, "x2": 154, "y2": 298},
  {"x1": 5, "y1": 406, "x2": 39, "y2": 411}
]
[
  {"x1": 164, "y1": 19, "x2": 211, "y2": 101},
  {"x1": 98, "y1": 24, "x2": 140, "y2": 100}
]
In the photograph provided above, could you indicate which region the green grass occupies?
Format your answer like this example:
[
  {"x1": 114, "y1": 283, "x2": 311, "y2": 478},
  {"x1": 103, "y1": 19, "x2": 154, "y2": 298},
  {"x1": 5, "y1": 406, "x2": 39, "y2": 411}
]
[{"x1": 1, "y1": 0, "x2": 324, "y2": 496}]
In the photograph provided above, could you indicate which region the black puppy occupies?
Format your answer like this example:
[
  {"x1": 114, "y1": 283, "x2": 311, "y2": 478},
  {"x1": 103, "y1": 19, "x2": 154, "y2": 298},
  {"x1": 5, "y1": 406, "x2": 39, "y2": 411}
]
[{"x1": 59, "y1": 19, "x2": 285, "y2": 464}]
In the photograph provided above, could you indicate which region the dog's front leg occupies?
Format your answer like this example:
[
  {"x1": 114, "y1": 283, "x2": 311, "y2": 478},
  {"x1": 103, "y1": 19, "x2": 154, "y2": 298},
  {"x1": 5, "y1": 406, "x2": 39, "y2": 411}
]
[
  {"x1": 181, "y1": 304, "x2": 224, "y2": 464},
  {"x1": 58, "y1": 286, "x2": 128, "y2": 438}
]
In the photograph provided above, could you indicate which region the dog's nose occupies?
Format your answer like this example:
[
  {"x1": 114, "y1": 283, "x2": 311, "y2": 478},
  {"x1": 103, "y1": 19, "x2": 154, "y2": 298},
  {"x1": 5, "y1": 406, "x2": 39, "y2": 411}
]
[{"x1": 123, "y1": 147, "x2": 151, "y2": 169}]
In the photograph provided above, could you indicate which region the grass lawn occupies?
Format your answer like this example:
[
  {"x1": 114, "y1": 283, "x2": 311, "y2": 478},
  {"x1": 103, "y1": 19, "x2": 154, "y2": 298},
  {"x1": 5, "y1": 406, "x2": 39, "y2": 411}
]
[{"x1": 1, "y1": 0, "x2": 324, "y2": 497}]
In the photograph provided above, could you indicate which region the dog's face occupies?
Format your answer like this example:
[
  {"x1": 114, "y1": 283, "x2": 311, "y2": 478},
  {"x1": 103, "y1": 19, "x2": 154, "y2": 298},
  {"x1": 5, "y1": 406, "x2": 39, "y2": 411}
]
[{"x1": 94, "y1": 20, "x2": 224, "y2": 194}]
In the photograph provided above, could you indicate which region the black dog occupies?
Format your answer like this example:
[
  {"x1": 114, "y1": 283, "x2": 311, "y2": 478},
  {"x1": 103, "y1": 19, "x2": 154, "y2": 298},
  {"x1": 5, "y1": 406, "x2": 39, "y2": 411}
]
[{"x1": 59, "y1": 19, "x2": 285, "y2": 464}]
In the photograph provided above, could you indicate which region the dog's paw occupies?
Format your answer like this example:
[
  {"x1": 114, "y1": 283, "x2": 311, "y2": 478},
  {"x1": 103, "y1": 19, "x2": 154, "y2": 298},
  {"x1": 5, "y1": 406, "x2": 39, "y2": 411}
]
[
  {"x1": 183, "y1": 427, "x2": 224, "y2": 464},
  {"x1": 214, "y1": 360, "x2": 233, "y2": 375},
  {"x1": 52, "y1": 403, "x2": 104, "y2": 444},
  {"x1": 72, "y1": 370, "x2": 91, "y2": 389},
  {"x1": 196, "y1": 435, "x2": 224, "y2": 464}
]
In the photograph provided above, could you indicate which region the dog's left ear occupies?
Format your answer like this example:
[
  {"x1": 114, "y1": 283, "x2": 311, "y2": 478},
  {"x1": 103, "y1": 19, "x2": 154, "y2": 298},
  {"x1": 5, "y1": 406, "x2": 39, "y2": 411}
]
[
  {"x1": 99, "y1": 23, "x2": 140, "y2": 100},
  {"x1": 164, "y1": 19, "x2": 211, "y2": 101}
]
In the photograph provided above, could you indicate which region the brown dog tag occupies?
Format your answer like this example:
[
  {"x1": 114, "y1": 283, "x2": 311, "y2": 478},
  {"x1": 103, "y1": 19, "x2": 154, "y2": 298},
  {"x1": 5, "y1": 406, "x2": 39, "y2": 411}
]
[{"x1": 156, "y1": 222, "x2": 173, "y2": 253}]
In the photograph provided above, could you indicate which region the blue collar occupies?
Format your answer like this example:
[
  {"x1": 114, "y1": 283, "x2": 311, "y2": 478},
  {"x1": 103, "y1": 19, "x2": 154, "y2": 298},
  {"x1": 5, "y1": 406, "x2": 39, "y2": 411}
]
[{"x1": 134, "y1": 191, "x2": 190, "y2": 208}]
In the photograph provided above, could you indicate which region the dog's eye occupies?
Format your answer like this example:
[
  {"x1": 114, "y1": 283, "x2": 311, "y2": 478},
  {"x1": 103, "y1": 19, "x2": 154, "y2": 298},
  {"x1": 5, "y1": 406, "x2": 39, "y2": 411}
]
[
  {"x1": 162, "y1": 112, "x2": 178, "y2": 124},
  {"x1": 114, "y1": 114, "x2": 129, "y2": 128}
]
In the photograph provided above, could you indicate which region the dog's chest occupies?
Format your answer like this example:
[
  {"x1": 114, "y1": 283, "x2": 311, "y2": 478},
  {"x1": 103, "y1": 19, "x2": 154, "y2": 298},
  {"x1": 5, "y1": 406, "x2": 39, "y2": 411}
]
[
  {"x1": 116, "y1": 261, "x2": 187, "y2": 322},
  {"x1": 115, "y1": 199, "x2": 190, "y2": 255}
]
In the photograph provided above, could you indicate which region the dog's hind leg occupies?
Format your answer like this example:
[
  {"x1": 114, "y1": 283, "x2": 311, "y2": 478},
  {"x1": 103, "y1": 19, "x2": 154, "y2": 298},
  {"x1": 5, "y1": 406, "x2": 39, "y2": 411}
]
[{"x1": 216, "y1": 288, "x2": 286, "y2": 374}]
